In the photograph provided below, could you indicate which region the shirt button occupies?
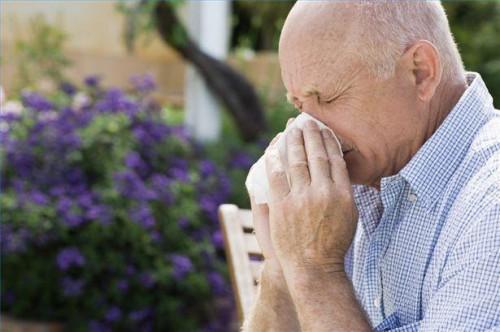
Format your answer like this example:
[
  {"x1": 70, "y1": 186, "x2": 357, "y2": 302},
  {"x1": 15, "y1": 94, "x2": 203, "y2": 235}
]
[
  {"x1": 408, "y1": 192, "x2": 417, "y2": 203},
  {"x1": 373, "y1": 296, "x2": 381, "y2": 309}
]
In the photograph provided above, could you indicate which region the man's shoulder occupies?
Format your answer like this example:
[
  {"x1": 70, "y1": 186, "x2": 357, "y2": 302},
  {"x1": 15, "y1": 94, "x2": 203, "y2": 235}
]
[
  {"x1": 454, "y1": 111, "x2": 500, "y2": 202},
  {"x1": 438, "y1": 115, "x2": 500, "y2": 276},
  {"x1": 470, "y1": 109, "x2": 500, "y2": 157}
]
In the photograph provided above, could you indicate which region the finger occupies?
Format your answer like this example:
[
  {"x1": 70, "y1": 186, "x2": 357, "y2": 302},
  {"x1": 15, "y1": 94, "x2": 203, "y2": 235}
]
[
  {"x1": 250, "y1": 195, "x2": 273, "y2": 257},
  {"x1": 303, "y1": 121, "x2": 332, "y2": 183},
  {"x1": 286, "y1": 128, "x2": 310, "y2": 192},
  {"x1": 250, "y1": 195, "x2": 269, "y2": 224},
  {"x1": 265, "y1": 145, "x2": 290, "y2": 201},
  {"x1": 269, "y1": 132, "x2": 282, "y2": 148},
  {"x1": 321, "y1": 129, "x2": 350, "y2": 190}
]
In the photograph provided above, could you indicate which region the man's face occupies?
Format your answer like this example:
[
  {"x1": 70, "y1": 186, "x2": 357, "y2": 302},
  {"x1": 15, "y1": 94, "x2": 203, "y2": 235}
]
[{"x1": 279, "y1": 38, "x2": 422, "y2": 187}]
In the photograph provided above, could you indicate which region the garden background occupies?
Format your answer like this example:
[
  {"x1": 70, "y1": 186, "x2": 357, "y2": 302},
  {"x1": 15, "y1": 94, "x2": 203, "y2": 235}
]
[{"x1": 1, "y1": 1, "x2": 499, "y2": 331}]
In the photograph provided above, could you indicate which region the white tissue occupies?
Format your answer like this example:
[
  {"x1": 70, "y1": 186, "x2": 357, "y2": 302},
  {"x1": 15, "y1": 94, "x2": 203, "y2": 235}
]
[{"x1": 245, "y1": 113, "x2": 343, "y2": 204}]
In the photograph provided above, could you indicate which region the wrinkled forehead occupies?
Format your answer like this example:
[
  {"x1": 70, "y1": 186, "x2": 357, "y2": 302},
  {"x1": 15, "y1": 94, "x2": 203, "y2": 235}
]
[{"x1": 278, "y1": 2, "x2": 360, "y2": 97}]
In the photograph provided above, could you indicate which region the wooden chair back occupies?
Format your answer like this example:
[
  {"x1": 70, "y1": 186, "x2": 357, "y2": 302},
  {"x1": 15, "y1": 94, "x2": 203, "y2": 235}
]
[{"x1": 218, "y1": 204, "x2": 264, "y2": 323}]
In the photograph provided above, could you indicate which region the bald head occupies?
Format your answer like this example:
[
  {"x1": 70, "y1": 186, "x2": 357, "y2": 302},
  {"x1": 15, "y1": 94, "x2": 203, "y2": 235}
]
[
  {"x1": 279, "y1": 0, "x2": 464, "y2": 82},
  {"x1": 278, "y1": 1, "x2": 469, "y2": 187}
]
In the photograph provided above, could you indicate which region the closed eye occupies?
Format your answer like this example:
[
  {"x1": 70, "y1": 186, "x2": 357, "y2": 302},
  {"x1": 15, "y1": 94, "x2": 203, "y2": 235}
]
[{"x1": 325, "y1": 96, "x2": 340, "y2": 104}]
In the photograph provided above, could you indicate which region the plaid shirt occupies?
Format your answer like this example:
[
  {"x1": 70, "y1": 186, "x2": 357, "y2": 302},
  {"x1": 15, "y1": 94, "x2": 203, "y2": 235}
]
[{"x1": 345, "y1": 73, "x2": 500, "y2": 331}]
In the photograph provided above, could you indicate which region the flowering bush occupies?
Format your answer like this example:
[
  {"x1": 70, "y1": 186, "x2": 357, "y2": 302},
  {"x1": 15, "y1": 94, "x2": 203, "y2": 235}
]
[{"x1": 0, "y1": 74, "x2": 261, "y2": 331}]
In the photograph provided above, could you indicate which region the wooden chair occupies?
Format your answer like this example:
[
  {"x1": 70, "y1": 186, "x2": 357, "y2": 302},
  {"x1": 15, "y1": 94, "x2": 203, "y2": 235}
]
[{"x1": 218, "y1": 204, "x2": 264, "y2": 324}]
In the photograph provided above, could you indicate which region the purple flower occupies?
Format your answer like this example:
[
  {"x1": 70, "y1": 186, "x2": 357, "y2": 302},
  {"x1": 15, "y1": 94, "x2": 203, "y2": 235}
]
[
  {"x1": 150, "y1": 230, "x2": 162, "y2": 243},
  {"x1": 85, "y1": 204, "x2": 108, "y2": 222},
  {"x1": 61, "y1": 277, "x2": 84, "y2": 297},
  {"x1": 129, "y1": 307, "x2": 152, "y2": 322},
  {"x1": 130, "y1": 204, "x2": 156, "y2": 229},
  {"x1": 132, "y1": 120, "x2": 169, "y2": 146},
  {"x1": 170, "y1": 167, "x2": 189, "y2": 182},
  {"x1": 207, "y1": 272, "x2": 227, "y2": 295},
  {"x1": 177, "y1": 217, "x2": 189, "y2": 230},
  {"x1": 130, "y1": 73, "x2": 156, "y2": 94},
  {"x1": 229, "y1": 152, "x2": 255, "y2": 169},
  {"x1": 116, "y1": 279, "x2": 129, "y2": 293},
  {"x1": 138, "y1": 272, "x2": 155, "y2": 289},
  {"x1": 199, "y1": 195, "x2": 217, "y2": 212},
  {"x1": 114, "y1": 170, "x2": 157, "y2": 201},
  {"x1": 126, "y1": 264, "x2": 136, "y2": 276},
  {"x1": 63, "y1": 211, "x2": 85, "y2": 228},
  {"x1": 49, "y1": 185, "x2": 66, "y2": 197},
  {"x1": 56, "y1": 247, "x2": 86, "y2": 271},
  {"x1": 171, "y1": 126, "x2": 190, "y2": 142},
  {"x1": 59, "y1": 82, "x2": 77, "y2": 96},
  {"x1": 76, "y1": 192, "x2": 93, "y2": 208},
  {"x1": 95, "y1": 88, "x2": 138, "y2": 115},
  {"x1": 170, "y1": 254, "x2": 193, "y2": 280},
  {"x1": 199, "y1": 187, "x2": 229, "y2": 222},
  {"x1": 57, "y1": 197, "x2": 73, "y2": 211},
  {"x1": 84, "y1": 75, "x2": 101, "y2": 87},
  {"x1": 28, "y1": 190, "x2": 48, "y2": 205},
  {"x1": 150, "y1": 174, "x2": 170, "y2": 189},
  {"x1": 105, "y1": 306, "x2": 122, "y2": 322},
  {"x1": 200, "y1": 160, "x2": 217, "y2": 177},
  {"x1": 125, "y1": 151, "x2": 148, "y2": 176},
  {"x1": 219, "y1": 175, "x2": 232, "y2": 197},
  {"x1": 211, "y1": 230, "x2": 224, "y2": 249},
  {"x1": 21, "y1": 91, "x2": 53, "y2": 111},
  {"x1": 150, "y1": 174, "x2": 174, "y2": 205}
]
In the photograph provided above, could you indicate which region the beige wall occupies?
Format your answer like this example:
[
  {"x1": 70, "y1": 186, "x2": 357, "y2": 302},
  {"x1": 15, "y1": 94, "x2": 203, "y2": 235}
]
[
  {"x1": 1, "y1": 0, "x2": 176, "y2": 60},
  {"x1": 0, "y1": 1, "x2": 285, "y2": 106}
]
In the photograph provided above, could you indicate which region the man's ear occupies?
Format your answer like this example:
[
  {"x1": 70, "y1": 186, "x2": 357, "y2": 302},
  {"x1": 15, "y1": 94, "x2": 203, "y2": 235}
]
[{"x1": 399, "y1": 40, "x2": 442, "y2": 102}]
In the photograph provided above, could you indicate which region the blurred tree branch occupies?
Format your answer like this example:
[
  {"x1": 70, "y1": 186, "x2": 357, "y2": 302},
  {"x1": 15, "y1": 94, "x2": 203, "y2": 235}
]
[{"x1": 120, "y1": 0, "x2": 267, "y2": 142}]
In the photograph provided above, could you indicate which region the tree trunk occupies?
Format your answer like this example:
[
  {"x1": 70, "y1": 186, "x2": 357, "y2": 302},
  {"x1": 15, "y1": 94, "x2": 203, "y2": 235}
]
[{"x1": 153, "y1": 1, "x2": 267, "y2": 142}]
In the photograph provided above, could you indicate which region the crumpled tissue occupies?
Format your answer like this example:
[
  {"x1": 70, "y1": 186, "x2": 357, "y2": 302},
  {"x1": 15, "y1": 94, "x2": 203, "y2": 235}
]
[{"x1": 245, "y1": 112, "x2": 343, "y2": 204}]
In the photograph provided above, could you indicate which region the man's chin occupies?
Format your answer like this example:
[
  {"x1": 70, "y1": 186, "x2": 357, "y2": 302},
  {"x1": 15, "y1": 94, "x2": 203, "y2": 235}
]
[{"x1": 346, "y1": 161, "x2": 378, "y2": 189}]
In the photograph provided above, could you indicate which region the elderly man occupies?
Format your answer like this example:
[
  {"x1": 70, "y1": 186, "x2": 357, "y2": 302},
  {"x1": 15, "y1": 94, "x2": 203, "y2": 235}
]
[{"x1": 243, "y1": 1, "x2": 499, "y2": 331}]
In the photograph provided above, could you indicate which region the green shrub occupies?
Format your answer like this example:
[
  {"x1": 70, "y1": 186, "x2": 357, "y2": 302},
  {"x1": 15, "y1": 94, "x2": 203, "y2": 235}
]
[{"x1": 1, "y1": 75, "x2": 241, "y2": 331}]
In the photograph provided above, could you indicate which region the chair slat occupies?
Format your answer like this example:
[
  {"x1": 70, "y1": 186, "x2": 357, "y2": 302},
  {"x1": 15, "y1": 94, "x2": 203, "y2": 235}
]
[
  {"x1": 244, "y1": 232, "x2": 262, "y2": 255},
  {"x1": 218, "y1": 204, "x2": 256, "y2": 322},
  {"x1": 239, "y1": 209, "x2": 254, "y2": 230}
]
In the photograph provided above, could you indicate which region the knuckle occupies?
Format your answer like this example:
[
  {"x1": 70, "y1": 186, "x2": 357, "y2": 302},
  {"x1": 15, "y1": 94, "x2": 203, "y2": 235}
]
[
  {"x1": 270, "y1": 169, "x2": 286, "y2": 181},
  {"x1": 289, "y1": 158, "x2": 308, "y2": 167},
  {"x1": 311, "y1": 155, "x2": 329, "y2": 164},
  {"x1": 289, "y1": 144, "x2": 305, "y2": 155}
]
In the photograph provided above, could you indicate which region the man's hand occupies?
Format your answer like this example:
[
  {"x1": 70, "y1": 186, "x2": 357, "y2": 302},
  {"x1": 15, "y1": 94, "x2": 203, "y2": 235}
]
[
  {"x1": 244, "y1": 119, "x2": 368, "y2": 332},
  {"x1": 242, "y1": 124, "x2": 301, "y2": 332},
  {"x1": 264, "y1": 120, "x2": 358, "y2": 277}
]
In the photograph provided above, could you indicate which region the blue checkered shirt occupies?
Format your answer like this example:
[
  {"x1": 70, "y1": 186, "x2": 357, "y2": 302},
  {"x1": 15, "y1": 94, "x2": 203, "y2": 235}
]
[{"x1": 345, "y1": 73, "x2": 500, "y2": 331}]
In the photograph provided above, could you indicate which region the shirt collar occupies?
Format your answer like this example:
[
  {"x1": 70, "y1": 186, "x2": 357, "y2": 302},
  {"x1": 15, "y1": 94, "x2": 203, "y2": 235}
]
[{"x1": 399, "y1": 72, "x2": 494, "y2": 209}]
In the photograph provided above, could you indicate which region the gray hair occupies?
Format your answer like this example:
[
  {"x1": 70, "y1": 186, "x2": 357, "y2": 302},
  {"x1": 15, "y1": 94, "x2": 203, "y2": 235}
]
[{"x1": 352, "y1": 0, "x2": 465, "y2": 81}]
